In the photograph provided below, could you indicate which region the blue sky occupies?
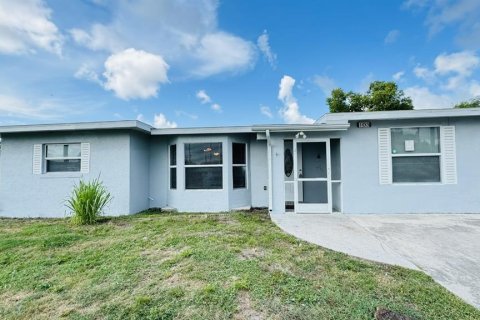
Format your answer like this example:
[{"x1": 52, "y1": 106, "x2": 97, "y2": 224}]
[{"x1": 1, "y1": 0, "x2": 479, "y2": 128}]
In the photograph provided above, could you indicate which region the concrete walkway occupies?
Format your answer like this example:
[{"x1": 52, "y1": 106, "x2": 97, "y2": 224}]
[{"x1": 271, "y1": 213, "x2": 480, "y2": 308}]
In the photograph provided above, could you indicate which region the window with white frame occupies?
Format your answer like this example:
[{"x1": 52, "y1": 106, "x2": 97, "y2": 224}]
[
  {"x1": 169, "y1": 144, "x2": 177, "y2": 189},
  {"x1": 232, "y1": 143, "x2": 247, "y2": 189},
  {"x1": 184, "y1": 142, "x2": 223, "y2": 189},
  {"x1": 390, "y1": 127, "x2": 441, "y2": 183},
  {"x1": 44, "y1": 143, "x2": 81, "y2": 172}
]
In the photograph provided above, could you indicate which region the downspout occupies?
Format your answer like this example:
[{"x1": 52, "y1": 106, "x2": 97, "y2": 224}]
[{"x1": 266, "y1": 130, "x2": 273, "y2": 213}]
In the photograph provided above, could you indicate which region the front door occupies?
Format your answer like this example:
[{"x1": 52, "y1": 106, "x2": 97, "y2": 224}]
[{"x1": 293, "y1": 139, "x2": 331, "y2": 213}]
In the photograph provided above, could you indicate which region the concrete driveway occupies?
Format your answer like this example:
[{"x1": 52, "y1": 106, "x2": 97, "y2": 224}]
[{"x1": 271, "y1": 214, "x2": 480, "y2": 308}]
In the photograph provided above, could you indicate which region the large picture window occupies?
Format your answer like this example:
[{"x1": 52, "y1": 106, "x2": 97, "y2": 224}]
[
  {"x1": 169, "y1": 144, "x2": 177, "y2": 189},
  {"x1": 391, "y1": 127, "x2": 441, "y2": 183},
  {"x1": 185, "y1": 142, "x2": 223, "y2": 189},
  {"x1": 232, "y1": 143, "x2": 247, "y2": 188},
  {"x1": 45, "y1": 143, "x2": 81, "y2": 172}
]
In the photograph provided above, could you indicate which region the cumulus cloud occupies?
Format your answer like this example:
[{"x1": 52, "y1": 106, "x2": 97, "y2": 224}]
[
  {"x1": 192, "y1": 32, "x2": 256, "y2": 77},
  {"x1": 154, "y1": 113, "x2": 177, "y2": 128},
  {"x1": 434, "y1": 51, "x2": 479, "y2": 76},
  {"x1": 313, "y1": 75, "x2": 336, "y2": 96},
  {"x1": 260, "y1": 105, "x2": 273, "y2": 118},
  {"x1": 70, "y1": 0, "x2": 256, "y2": 78},
  {"x1": 103, "y1": 48, "x2": 169, "y2": 100},
  {"x1": 257, "y1": 30, "x2": 277, "y2": 68},
  {"x1": 196, "y1": 90, "x2": 211, "y2": 104},
  {"x1": 392, "y1": 71, "x2": 405, "y2": 81},
  {"x1": 278, "y1": 75, "x2": 314, "y2": 124},
  {"x1": 384, "y1": 29, "x2": 400, "y2": 44},
  {"x1": 404, "y1": 86, "x2": 453, "y2": 109},
  {"x1": 413, "y1": 65, "x2": 436, "y2": 82},
  {"x1": 0, "y1": 0, "x2": 63, "y2": 55}
]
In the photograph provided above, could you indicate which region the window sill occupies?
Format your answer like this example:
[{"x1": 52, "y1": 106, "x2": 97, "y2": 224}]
[
  {"x1": 392, "y1": 182, "x2": 443, "y2": 186},
  {"x1": 40, "y1": 172, "x2": 83, "y2": 179}
]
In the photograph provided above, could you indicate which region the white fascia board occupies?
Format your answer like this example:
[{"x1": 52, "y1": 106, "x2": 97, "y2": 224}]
[
  {"x1": 151, "y1": 126, "x2": 254, "y2": 135},
  {"x1": 317, "y1": 108, "x2": 480, "y2": 124},
  {"x1": 0, "y1": 120, "x2": 152, "y2": 134},
  {"x1": 251, "y1": 124, "x2": 350, "y2": 132}
]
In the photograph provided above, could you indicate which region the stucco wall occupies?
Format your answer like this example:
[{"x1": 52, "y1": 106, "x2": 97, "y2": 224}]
[
  {"x1": 340, "y1": 117, "x2": 480, "y2": 214},
  {"x1": 129, "y1": 132, "x2": 151, "y2": 213},
  {"x1": 148, "y1": 134, "x2": 254, "y2": 212},
  {"x1": 0, "y1": 131, "x2": 131, "y2": 217},
  {"x1": 269, "y1": 117, "x2": 480, "y2": 214},
  {"x1": 148, "y1": 136, "x2": 168, "y2": 209}
]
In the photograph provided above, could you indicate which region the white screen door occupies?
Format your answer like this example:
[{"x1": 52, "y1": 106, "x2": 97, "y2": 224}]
[{"x1": 293, "y1": 139, "x2": 332, "y2": 213}]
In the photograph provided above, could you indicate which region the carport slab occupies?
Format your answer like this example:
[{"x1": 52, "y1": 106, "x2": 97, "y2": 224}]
[{"x1": 271, "y1": 213, "x2": 480, "y2": 308}]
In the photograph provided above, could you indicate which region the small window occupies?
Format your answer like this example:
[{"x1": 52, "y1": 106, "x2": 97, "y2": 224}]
[
  {"x1": 232, "y1": 143, "x2": 247, "y2": 188},
  {"x1": 390, "y1": 127, "x2": 441, "y2": 183},
  {"x1": 184, "y1": 143, "x2": 223, "y2": 189},
  {"x1": 169, "y1": 145, "x2": 177, "y2": 189},
  {"x1": 45, "y1": 143, "x2": 81, "y2": 172}
]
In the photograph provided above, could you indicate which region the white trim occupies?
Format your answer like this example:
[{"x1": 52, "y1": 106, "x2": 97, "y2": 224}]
[
  {"x1": 318, "y1": 108, "x2": 480, "y2": 124},
  {"x1": 293, "y1": 138, "x2": 332, "y2": 214},
  {"x1": 266, "y1": 130, "x2": 273, "y2": 212}
]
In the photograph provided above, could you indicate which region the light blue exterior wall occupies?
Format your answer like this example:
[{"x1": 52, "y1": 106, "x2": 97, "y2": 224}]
[
  {"x1": 339, "y1": 117, "x2": 480, "y2": 214},
  {"x1": 129, "y1": 132, "x2": 151, "y2": 213},
  {"x1": 148, "y1": 134, "x2": 254, "y2": 212},
  {"x1": 1, "y1": 115, "x2": 479, "y2": 217},
  {"x1": 0, "y1": 131, "x2": 131, "y2": 217},
  {"x1": 268, "y1": 116, "x2": 480, "y2": 214}
]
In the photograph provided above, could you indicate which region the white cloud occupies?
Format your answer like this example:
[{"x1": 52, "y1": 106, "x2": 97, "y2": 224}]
[
  {"x1": 74, "y1": 63, "x2": 103, "y2": 85},
  {"x1": 196, "y1": 90, "x2": 211, "y2": 104},
  {"x1": 384, "y1": 29, "x2": 400, "y2": 44},
  {"x1": 413, "y1": 65, "x2": 436, "y2": 82},
  {"x1": 257, "y1": 30, "x2": 277, "y2": 68},
  {"x1": 404, "y1": 86, "x2": 453, "y2": 109},
  {"x1": 154, "y1": 113, "x2": 177, "y2": 128},
  {"x1": 0, "y1": 0, "x2": 63, "y2": 55},
  {"x1": 434, "y1": 51, "x2": 480, "y2": 76},
  {"x1": 313, "y1": 75, "x2": 336, "y2": 96},
  {"x1": 191, "y1": 32, "x2": 256, "y2": 77},
  {"x1": 69, "y1": 24, "x2": 123, "y2": 52},
  {"x1": 392, "y1": 71, "x2": 405, "y2": 81},
  {"x1": 404, "y1": 0, "x2": 480, "y2": 49},
  {"x1": 211, "y1": 103, "x2": 222, "y2": 113},
  {"x1": 70, "y1": 0, "x2": 256, "y2": 78},
  {"x1": 278, "y1": 75, "x2": 314, "y2": 124},
  {"x1": 260, "y1": 105, "x2": 273, "y2": 118},
  {"x1": 103, "y1": 48, "x2": 169, "y2": 100}
]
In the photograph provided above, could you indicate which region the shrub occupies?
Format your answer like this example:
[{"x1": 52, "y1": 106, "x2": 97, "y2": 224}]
[{"x1": 66, "y1": 178, "x2": 112, "y2": 225}]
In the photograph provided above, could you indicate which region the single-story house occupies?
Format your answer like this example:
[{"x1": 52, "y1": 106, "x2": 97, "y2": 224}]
[{"x1": 1, "y1": 108, "x2": 479, "y2": 217}]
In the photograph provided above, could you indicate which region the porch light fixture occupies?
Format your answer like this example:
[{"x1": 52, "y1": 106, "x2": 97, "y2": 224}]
[{"x1": 295, "y1": 131, "x2": 307, "y2": 139}]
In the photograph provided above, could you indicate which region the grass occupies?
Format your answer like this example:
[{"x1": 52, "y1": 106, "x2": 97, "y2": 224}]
[{"x1": 0, "y1": 210, "x2": 478, "y2": 320}]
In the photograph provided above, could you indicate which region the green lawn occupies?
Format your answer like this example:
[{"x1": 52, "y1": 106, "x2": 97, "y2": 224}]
[{"x1": 0, "y1": 211, "x2": 478, "y2": 320}]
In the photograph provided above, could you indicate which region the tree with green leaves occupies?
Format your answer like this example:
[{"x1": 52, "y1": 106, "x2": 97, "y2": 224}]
[
  {"x1": 326, "y1": 81, "x2": 414, "y2": 113},
  {"x1": 454, "y1": 97, "x2": 480, "y2": 109}
]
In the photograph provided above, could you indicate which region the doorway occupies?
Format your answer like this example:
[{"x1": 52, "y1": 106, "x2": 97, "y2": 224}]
[{"x1": 294, "y1": 139, "x2": 331, "y2": 213}]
